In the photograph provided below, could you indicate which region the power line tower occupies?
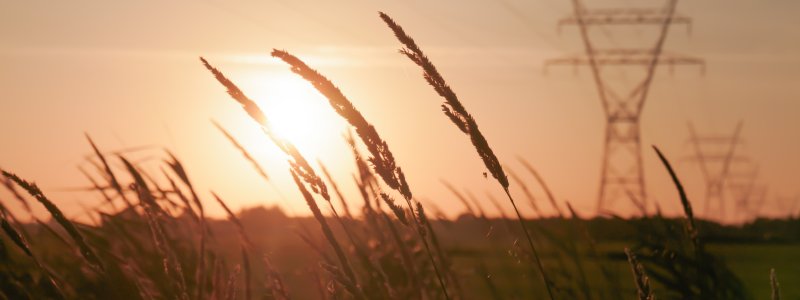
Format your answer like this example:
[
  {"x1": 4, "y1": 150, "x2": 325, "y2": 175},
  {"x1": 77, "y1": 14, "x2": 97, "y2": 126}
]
[
  {"x1": 686, "y1": 121, "x2": 747, "y2": 219},
  {"x1": 726, "y1": 163, "x2": 762, "y2": 222},
  {"x1": 546, "y1": 0, "x2": 704, "y2": 213}
]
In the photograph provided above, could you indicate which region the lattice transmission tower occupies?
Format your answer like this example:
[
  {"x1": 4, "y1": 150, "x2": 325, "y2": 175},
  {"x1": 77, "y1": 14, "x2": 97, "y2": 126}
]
[
  {"x1": 727, "y1": 162, "x2": 763, "y2": 222},
  {"x1": 686, "y1": 121, "x2": 747, "y2": 219},
  {"x1": 546, "y1": 0, "x2": 704, "y2": 213}
]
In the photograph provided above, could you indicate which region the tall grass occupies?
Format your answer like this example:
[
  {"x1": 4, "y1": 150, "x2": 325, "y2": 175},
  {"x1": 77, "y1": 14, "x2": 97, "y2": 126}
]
[
  {"x1": 624, "y1": 247, "x2": 655, "y2": 300},
  {"x1": 271, "y1": 48, "x2": 452, "y2": 299},
  {"x1": 0, "y1": 12, "x2": 771, "y2": 300},
  {"x1": 770, "y1": 268, "x2": 781, "y2": 300},
  {"x1": 644, "y1": 146, "x2": 748, "y2": 299},
  {"x1": 0, "y1": 214, "x2": 65, "y2": 299},
  {"x1": 379, "y1": 11, "x2": 554, "y2": 299},
  {"x1": 0, "y1": 142, "x2": 768, "y2": 299},
  {"x1": 200, "y1": 57, "x2": 328, "y2": 200},
  {"x1": 3, "y1": 172, "x2": 105, "y2": 272}
]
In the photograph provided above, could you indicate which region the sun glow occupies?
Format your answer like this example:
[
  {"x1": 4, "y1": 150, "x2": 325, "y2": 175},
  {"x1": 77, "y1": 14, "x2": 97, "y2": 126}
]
[
  {"x1": 212, "y1": 70, "x2": 359, "y2": 216},
  {"x1": 245, "y1": 73, "x2": 347, "y2": 160}
]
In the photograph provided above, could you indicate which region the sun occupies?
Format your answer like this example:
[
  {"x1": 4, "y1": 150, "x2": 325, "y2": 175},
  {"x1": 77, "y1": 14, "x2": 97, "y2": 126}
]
[{"x1": 244, "y1": 73, "x2": 346, "y2": 160}]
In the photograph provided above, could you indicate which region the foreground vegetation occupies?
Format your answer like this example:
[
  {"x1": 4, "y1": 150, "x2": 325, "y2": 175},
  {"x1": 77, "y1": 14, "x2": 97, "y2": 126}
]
[
  {"x1": 0, "y1": 187, "x2": 794, "y2": 299},
  {"x1": 0, "y1": 12, "x2": 793, "y2": 300}
]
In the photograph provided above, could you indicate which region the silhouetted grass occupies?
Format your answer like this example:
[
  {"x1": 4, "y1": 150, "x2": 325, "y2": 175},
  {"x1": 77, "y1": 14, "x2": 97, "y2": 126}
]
[
  {"x1": 380, "y1": 11, "x2": 554, "y2": 299},
  {"x1": 0, "y1": 13, "x2": 779, "y2": 300}
]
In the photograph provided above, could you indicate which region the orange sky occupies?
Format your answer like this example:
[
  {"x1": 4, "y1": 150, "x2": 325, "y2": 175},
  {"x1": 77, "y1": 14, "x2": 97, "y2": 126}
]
[{"x1": 1, "y1": 0, "x2": 799, "y2": 223}]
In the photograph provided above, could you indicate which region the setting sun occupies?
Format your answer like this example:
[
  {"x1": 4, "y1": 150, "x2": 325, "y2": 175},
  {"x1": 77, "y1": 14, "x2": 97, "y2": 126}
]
[{"x1": 244, "y1": 72, "x2": 348, "y2": 161}]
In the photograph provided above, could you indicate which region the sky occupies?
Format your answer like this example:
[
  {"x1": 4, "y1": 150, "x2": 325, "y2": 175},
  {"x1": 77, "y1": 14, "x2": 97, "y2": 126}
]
[{"x1": 1, "y1": 0, "x2": 799, "y2": 223}]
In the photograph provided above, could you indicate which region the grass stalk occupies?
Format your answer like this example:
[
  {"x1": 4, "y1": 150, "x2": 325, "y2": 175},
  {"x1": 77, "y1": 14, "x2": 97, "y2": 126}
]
[
  {"x1": 3, "y1": 171, "x2": 105, "y2": 272},
  {"x1": 652, "y1": 146, "x2": 700, "y2": 250},
  {"x1": 770, "y1": 268, "x2": 781, "y2": 300},
  {"x1": 504, "y1": 189, "x2": 555, "y2": 299},
  {"x1": 625, "y1": 248, "x2": 656, "y2": 300},
  {"x1": 272, "y1": 48, "x2": 451, "y2": 299},
  {"x1": 517, "y1": 157, "x2": 563, "y2": 217},
  {"x1": 290, "y1": 170, "x2": 364, "y2": 300},
  {"x1": 507, "y1": 167, "x2": 543, "y2": 217},
  {"x1": 1, "y1": 215, "x2": 66, "y2": 299},
  {"x1": 85, "y1": 134, "x2": 134, "y2": 209},
  {"x1": 380, "y1": 12, "x2": 554, "y2": 299}
]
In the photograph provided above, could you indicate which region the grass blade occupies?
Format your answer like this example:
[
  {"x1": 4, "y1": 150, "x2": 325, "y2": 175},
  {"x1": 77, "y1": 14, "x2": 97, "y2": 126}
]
[{"x1": 2, "y1": 171, "x2": 105, "y2": 271}]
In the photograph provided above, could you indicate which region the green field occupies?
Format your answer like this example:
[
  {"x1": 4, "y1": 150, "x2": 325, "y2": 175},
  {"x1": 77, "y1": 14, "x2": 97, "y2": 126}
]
[{"x1": 444, "y1": 238, "x2": 798, "y2": 299}]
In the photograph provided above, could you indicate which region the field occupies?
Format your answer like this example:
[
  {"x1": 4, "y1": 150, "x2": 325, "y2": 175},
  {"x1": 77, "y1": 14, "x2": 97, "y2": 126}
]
[
  {"x1": 707, "y1": 244, "x2": 799, "y2": 298},
  {"x1": 1, "y1": 8, "x2": 796, "y2": 300},
  {"x1": 1, "y1": 204, "x2": 796, "y2": 299}
]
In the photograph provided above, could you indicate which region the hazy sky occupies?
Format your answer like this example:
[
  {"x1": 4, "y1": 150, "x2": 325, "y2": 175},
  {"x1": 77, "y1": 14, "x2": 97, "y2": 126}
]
[{"x1": 1, "y1": 0, "x2": 799, "y2": 222}]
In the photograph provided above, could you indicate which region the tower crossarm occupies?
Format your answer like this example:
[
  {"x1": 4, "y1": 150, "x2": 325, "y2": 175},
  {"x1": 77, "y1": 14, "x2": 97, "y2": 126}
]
[
  {"x1": 545, "y1": 51, "x2": 705, "y2": 68},
  {"x1": 558, "y1": 8, "x2": 692, "y2": 27},
  {"x1": 683, "y1": 155, "x2": 749, "y2": 162},
  {"x1": 687, "y1": 136, "x2": 746, "y2": 144},
  {"x1": 726, "y1": 166, "x2": 759, "y2": 180}
]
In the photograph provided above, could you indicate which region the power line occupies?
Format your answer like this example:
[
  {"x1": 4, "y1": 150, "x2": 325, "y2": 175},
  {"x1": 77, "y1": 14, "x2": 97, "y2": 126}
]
[
  {"x1": 398, "y1": 1, "x2": 538, "y2": 69},
  {"x1": 490, "y1": 0, "x2": 568, "y2": 53}
]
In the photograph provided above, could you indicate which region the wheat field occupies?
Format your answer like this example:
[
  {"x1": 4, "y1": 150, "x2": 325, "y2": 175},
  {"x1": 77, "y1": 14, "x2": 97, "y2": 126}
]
[{"x1": 0, "y1": 10, "x2": 796, "y2": 300}]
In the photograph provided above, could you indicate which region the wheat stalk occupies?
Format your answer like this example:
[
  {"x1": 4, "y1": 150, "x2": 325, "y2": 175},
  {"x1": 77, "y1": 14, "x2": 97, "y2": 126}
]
[
  {"x1": 85, "y1": 134, "x2": 134, "y2": 209},
  {"x1": 517, "y1": 157, "x2": 563, "y2": 217},
  {"x1": 212, "y1": 120, "x2": 295, "y2": 214},
  {"x1": 0, "y1": 167, "x2": 33, "y2": 214},
  {"x1": 3, "y1": 171, "x2": 106, "y2": 272},
  {"x1": 318, "y1": 162, "x2": 354, "y2": 219},
  {"x1": 379, "y1": 12, "x2": 507, "y2": 190},
  {"x1": 212, "y1": 192, "x2": 290, "y2": 300},
  {"x1": 770, "y1": 268, "x2": 781, "y2": 300},
  {"x1": 290, "y1": 170, "x2": 365, "y2": 300},
  {"x1": 652, "y1": 146, "x2": 699, "y2": 249},
  {"x1": 200, "y1": 57, "x2": 329, "y2": 200},
  {"x1": 625, "y1": 248, "x2": 656, "y2": 300},
  {"x1": 271, "y1": 50, "x2": 411, "y2": 201},
  {"x1": 212, "y1": 120, "x2": 270, "y2": 181},
  {"x1": 442, "y1": 180, "x2": 478, "y2": 217},
  {"x1": 120, "y1": 157, "x2": 191, "y2": 299},
  {"x1": 506, "y1": 167, "x2": 543, "y2": 217},
  {"x1": 0, "y1": 214, "x2": 66, "y2": 298},
  {"x1": 271, "y1": 48, "x2": 451, "y2": 299},
  {"x1": 380, "y1": 12, "x2": 554, "y2": 299}
]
